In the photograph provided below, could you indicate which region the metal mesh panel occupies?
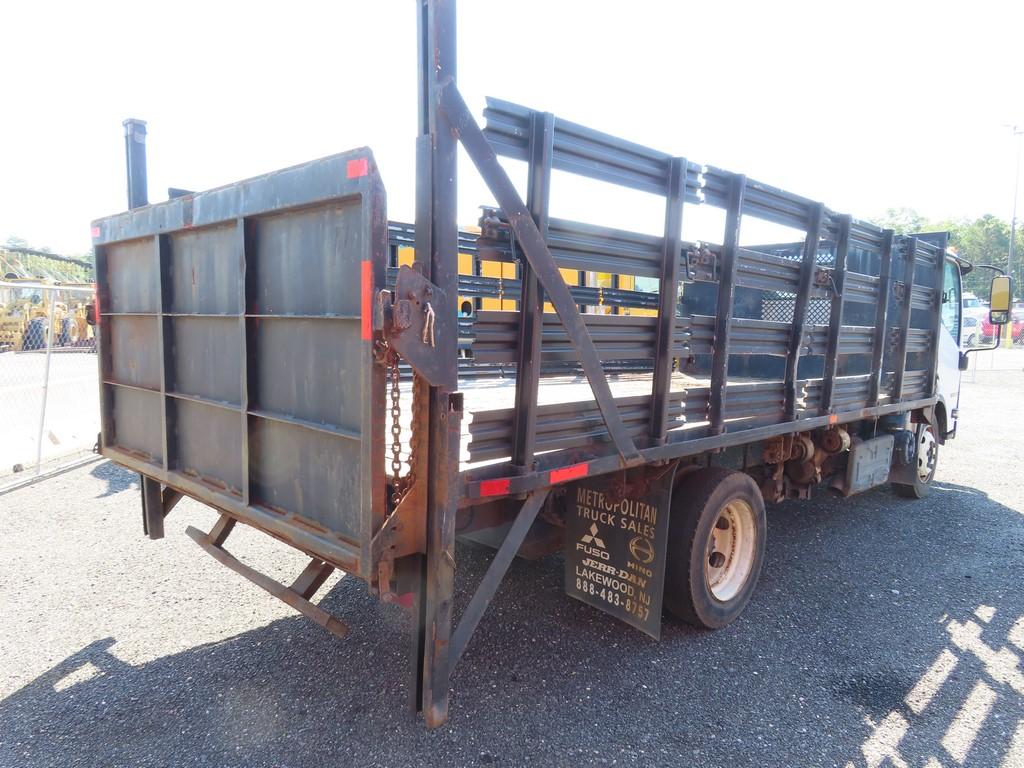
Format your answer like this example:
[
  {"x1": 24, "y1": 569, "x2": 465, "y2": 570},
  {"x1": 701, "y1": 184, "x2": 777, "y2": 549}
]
[
  {"x1": 0, "y1": 282, "x2": 98, "y2": 483},
  {"x1": 761, "y1": 294, "x2": 831, "y2": 325}
]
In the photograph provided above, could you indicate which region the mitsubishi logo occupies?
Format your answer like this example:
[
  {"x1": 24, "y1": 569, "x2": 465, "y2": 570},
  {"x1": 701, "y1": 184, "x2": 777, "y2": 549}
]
[{"x1": 580, "y1": 523, "x2": 605, "y2": 549}]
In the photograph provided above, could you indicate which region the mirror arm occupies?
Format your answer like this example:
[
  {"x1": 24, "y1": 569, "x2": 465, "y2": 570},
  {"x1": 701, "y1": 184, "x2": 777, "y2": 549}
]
[{"x1": 959, "y1": 265, "x2": 1011, "y2": 367}]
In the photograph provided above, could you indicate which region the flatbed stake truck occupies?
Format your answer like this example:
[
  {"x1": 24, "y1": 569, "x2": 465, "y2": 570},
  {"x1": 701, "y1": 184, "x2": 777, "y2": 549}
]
[{"x1": 90, "y1": 0, "x2": 1012, "y2": 727}]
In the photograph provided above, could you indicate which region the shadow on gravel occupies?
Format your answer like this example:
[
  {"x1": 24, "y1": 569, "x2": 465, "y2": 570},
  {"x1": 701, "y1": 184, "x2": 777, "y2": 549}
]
[
  {"x1": 1, "y1": 481, "x2": 1022, "y2": 767},
  {"x1": 89, "y1": 460, "x2": 138, "y2": 498}
]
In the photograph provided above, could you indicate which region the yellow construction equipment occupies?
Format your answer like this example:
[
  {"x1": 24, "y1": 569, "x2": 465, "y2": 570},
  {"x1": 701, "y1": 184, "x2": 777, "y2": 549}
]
[{"x1": 0, "y1": 277, "x2": 93, "y2": 352}]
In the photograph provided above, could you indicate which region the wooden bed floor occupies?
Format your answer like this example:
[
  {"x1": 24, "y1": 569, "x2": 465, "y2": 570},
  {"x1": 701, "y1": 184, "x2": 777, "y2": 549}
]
[{"x1": 390, "y1": 371, "x2": 703, "y2": 471}]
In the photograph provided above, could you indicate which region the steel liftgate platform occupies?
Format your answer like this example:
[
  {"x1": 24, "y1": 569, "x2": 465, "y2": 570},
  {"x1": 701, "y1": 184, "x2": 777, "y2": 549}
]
[{"x1": 92, "y1": 149, "x2": 389, "y2": 580}]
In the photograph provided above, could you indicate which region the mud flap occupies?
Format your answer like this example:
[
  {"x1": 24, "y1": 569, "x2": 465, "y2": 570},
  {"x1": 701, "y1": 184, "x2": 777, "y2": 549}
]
[{"x1": 564, "y1": 465, "x2": 676, "y2": 639}]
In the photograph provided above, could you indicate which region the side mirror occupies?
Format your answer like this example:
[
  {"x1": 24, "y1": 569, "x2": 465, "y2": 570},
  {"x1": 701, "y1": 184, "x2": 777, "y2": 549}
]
[{"x1": 989, "y1": 275, "x2": 1012, "y2": 325}]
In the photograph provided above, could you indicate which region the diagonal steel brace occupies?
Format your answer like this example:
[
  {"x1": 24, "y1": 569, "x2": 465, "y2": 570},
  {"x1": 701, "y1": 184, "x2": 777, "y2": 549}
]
[{"x1": 449, "y1": 489, "x2": 550, "y2": 666}]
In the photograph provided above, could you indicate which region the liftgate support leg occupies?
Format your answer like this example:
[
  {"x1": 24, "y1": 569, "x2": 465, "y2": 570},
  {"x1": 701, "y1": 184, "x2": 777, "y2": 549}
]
[{"x1": 140, "y1": 476, "x2": 183, "y2": 540}]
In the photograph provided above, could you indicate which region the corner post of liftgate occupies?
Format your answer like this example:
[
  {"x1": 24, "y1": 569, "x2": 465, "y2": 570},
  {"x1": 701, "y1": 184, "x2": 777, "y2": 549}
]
[
  {"x1": 414, "y1": 0, "x2": 462, "y2": 728},
  {"x1": 123, "y1": 117, "x2": 163, "y2": 541}
]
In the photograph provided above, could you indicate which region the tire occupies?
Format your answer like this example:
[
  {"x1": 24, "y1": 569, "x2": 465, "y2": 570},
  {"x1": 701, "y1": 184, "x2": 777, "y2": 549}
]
[
  {"x1": 664, "y1": 467, "x2": 766, "y2": 629},
  {"x1": 23, "y1": 318, "x2": 47, "y2": 350},
  {"x1": 893, "y1": 423, "x2": 938, "y2": 499},
  {"x1": 58, "y1": 318, "x2": 77, "y2": 346}
]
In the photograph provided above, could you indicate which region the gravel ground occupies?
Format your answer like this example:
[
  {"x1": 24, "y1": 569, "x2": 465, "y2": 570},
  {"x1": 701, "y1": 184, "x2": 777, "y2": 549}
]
[{"x1": 1, "y1": 371, "x2": 1023, "y2": 768}]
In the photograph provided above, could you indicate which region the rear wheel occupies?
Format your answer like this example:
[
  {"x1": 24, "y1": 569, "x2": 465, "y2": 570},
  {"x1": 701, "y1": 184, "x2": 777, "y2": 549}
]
[
  {"x1": 664, "y1": 468, "x2": 766, "y2": 629},
  {"x1": 58, "y1": 318, "x2": 78, "y2": 346},
  {"x1": 893, "y1": 423, "x2": 938, "y2": 499}
]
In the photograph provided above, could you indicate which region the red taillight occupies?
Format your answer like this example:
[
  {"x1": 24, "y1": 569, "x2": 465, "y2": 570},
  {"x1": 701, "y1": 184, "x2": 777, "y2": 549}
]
[
  {"x1": 479, "y1": 478, "x2": 511, "y2": 497},
  {"x1": 347, "y1": 158, "x2": 369, "y2": 179},
  {"x1": 549, "y1": 462, "x2": 589, "y2": 484},
  {"x1": 360, "y1": 260, "x2": 372, "y2": 341}
]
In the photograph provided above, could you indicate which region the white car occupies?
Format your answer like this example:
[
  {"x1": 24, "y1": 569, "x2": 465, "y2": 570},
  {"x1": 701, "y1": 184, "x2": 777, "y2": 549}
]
[{"x1": 961, "y1": 292, "x2": 987, "y2": 347}]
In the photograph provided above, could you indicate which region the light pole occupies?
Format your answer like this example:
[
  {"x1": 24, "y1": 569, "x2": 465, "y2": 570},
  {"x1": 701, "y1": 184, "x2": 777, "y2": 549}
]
[{"x1": 1004, "y1": 124, "x2": 1022, "y2": 348}]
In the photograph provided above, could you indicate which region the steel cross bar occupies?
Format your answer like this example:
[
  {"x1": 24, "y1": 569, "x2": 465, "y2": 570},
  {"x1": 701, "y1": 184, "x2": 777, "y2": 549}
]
[
  {"x1": 820, "y1": 214, "x2": 851, "y2": 413},
  {"x1": 650, "y1": 156, "x2": 686, "y2": 443},
  {"x1": 437, "y1": 80, "x2": 642, "y2": 465},
  {"x1": 784, "y1": 203, "x2": 826, "y2": 420},
  {"x1": 449, "y1": 489, "x2": 550, "y2": 666}
]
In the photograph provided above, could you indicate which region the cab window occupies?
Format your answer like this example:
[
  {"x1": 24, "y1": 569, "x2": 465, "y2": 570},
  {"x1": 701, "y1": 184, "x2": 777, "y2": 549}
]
[{"x1": 940, "y1": 258, "x2": 961, "y2": 343}]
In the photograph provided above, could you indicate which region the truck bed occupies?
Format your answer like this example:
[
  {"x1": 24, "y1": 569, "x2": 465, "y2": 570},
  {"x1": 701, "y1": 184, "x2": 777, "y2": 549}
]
[{"x1": 394, "y1": 368, "x2": 907, "y2": 472}]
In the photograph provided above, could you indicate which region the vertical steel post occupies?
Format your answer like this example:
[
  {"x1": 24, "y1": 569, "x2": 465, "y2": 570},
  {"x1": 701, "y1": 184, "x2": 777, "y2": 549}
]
[
  {"x1": 122, "y1": 117, "x2": 163, "y2": 537},
  {"x1": 891, "y1": 238, "x2": 917, "y2": 402},
  {"x1": 868, "y1": 230, "x2": 894, "y2": 407},
  {"x1": 820, "y1": 214, "x2": 850, "y2": 414},
  {"x1": 650, "y1": 157, "x2": 686, "y2": 443},
  {"x1": 923, "y1": 233, "x2": 948, "y2": 399},
  {"x1": 708, "y1": 174, "x2": 746, "y2": 434},
  {"x1": 511, "y1": 111, "x2": 553, "y2": 469},
  {"x1": 784, "y1": 203, "x2": 825, "y2": 420},
  {"x1": 123, "y1": 119, "x2": 149, "y2": 209},
  {"x1": 155, "y1": 234, "x2": 174, "y2": 476},
  {"x1": 1005, "y1": 124, "x2": 1022, "y2": 348},
  {"x1": 34, "y1": 287, "x2": 55, "y2": 475},
  {"x1": 238, "y1": 219, "x2": 256, "y2": 506},
  {"x1": 415, "y1": 0, "x2": 461, "y2": 728}
]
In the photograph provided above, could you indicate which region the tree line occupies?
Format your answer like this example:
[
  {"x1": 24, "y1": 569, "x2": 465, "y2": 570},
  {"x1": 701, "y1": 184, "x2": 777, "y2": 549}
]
[{"x1": 872, "y1": 209, "x2": 1022, "y2": 299}]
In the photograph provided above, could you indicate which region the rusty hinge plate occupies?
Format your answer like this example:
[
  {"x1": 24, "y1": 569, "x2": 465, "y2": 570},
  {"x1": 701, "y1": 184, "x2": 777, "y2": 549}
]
[
  {"x1": 686, "y1": 246, "x2": 718, "y2": 282},
  {"x1": 380, "y1": 265, "x2": 453, "y2": 388},
  {"x1": 888, "y1": 327, "x2": 903, "y2": 350}
]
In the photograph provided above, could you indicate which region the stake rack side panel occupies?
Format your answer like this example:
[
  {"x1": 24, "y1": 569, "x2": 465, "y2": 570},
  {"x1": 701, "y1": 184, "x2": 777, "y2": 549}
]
[
  {"x1": 459, "y1": 99, "x2": 945, "y2": 497},
  {"x1": 91, "y1": 150, "x2": 388, "y2": 578}
]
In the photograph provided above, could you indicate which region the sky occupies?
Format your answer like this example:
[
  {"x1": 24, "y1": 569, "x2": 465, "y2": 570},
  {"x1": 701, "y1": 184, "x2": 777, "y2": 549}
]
[{"x1": 2, "y1": 0, "x2": 1022, "y2": 256}]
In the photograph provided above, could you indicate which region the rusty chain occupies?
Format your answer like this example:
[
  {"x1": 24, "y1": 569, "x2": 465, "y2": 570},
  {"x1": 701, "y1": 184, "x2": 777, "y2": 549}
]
[{"x1": 386, "y1": 349, "x2": 418, "y2": 508}]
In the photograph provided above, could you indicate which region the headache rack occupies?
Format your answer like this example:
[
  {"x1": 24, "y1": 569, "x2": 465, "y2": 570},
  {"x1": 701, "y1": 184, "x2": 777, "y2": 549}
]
[{"x1": 91, "y1": 0, "x2": 947, "y2": 728}]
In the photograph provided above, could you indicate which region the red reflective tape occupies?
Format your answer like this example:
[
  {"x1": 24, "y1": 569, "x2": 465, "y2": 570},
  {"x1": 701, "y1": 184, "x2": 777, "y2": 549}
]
[
  {"x1": 479, "y1": 478, "x2": 511, "y2": 497},
  {"x1": 550, "y1": 462, "x2": 589, "y2": 484},
  {"x1": 90, "y1": 226, "x2": 101, "y2": 238},
  {"x1": 360, "y1": 260, "x2": 373, "y2": 340},
  {"x1": 828, "y1": 414, "x2": 838, "y2": 425},
  {"x1": 347, "y1": 157, "x2": 369, "y2": 179}
]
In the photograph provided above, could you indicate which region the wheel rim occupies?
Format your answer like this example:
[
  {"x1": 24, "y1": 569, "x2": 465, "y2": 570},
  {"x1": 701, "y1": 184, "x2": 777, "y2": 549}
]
[
  {"x1": 917, "y1": 426, "x2": 937, "y2": 482},
  {"x1": 705, "y1": 498, "x2": 757, "y2": 602}
]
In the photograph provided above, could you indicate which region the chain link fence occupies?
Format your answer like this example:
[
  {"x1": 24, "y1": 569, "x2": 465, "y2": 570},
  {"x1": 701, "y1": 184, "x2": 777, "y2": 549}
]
[{"x1": 0, "y1": 281, "x2": 99, "y2": 486}]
